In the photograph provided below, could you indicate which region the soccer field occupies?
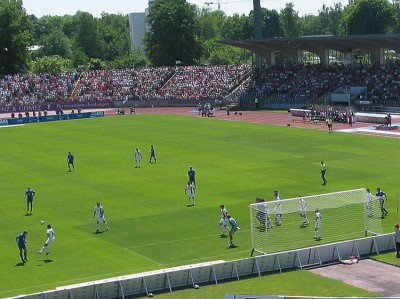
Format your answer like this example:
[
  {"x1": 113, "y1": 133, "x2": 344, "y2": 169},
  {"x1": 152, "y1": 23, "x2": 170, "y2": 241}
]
[{"x1": 0, "y1": 113, "x2": 398, "y2": 298}]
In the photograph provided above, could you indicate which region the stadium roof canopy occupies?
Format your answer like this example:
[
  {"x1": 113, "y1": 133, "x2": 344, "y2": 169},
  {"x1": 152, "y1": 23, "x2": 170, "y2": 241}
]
[{"x1": 220, "y1": 33, "x2": 400, "y2": 65}]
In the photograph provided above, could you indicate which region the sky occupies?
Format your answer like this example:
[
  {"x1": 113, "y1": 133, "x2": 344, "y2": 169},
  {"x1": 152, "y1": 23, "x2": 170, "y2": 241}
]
[{"x1": 23, "y1": 0, "x2": 346, "y2": 18}]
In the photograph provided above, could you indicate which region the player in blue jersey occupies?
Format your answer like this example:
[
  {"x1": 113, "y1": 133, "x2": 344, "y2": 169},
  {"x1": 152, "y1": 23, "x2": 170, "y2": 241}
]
[
  {"x1": 227, "y1": 214, "x2": 240, "y2": 248},
  {"x1": 25, "y1": 187, "x2": 36, "y2": 214},
  {"x1": 16, "y1": 230, "x2": 28, "y2": 263},
  {"x1": 188, "y1": 166, "x2": 196, "y2": 188},
  {"x1": 376, "y1": 187, "x2": 388, "y2": 218},
  {"x1": 67, "y1": 152, "x2": 75, "y2": 171},
  {"x1": 149, "y1": 145, "x2": 156, "y2": 163}
]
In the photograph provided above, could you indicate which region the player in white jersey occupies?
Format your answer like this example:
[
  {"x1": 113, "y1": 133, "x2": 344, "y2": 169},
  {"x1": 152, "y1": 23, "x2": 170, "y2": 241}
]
[
  {"x1": 219, "y1": 204, "x2": 228, "y2": 237},
  {"x1": 273, "y1": 191, "x2": 282, "y2": 226},
  {"x1": 255, "y1": 198, "x2": 273, "y2": 231},
  {"x1": 37, "y1": 224, "x2": 55, "y2": 255},
  {"x1": 315, "y1": 208, "x2": 322, "y2": 240},
  {"x1": 93, "y1": 202, "x2": 109, "y2": 233},
  {"x1": 299, "y1": 196, "x2": 309, "y2": 225},
  {"x1": 366, "y1": 188, "x2": 374, "y2": 217},
  {"x1": 185, "y1": 181, "x2": 195, "y2": 206},
  {"x1": 134, "y1": 148, "x2": 142, "y2": 168}
]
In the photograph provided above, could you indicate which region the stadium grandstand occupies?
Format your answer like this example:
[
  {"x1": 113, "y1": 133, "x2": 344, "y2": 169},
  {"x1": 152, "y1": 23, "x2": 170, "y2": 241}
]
[{"x1": 1, "y1": 33, "x2": 400, "y2": 116}]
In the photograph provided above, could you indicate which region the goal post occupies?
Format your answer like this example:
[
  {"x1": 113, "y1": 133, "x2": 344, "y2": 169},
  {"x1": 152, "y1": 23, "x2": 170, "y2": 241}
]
[{"x1": 250, "y1": 188, "x2": 383, "y2": 256}]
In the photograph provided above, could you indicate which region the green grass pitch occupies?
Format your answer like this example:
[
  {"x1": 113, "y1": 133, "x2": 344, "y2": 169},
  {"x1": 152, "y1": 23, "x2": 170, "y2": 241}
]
[{"x1": 0, "y1": 113, "x2": 398, "y2": 298}]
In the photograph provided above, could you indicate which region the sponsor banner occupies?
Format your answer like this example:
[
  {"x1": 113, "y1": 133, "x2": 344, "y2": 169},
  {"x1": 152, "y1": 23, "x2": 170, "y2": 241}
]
[
  {"x1": 0, "y1": 101, "x2": 114, "y2": 114},
  {"x1": 6, "y1": 111, "x2": 104, "y2": 125},
  {"x1": 0, "y1": 119, "x2": 8, "y2": 126}
]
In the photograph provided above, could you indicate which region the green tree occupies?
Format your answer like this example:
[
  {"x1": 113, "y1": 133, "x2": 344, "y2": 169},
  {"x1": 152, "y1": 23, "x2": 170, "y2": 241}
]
[
  {"x1": 72, "y1": 11, "x2": 101, "y2": 58},
  {"x1": 0, "y1": 0, "x2": 33, "y2": 74},
  {"x1": 325, "y1": 3, "x2": 343, "y2": 35},
  {"x1": 341, "y1": 0, "x2": 395, "y2": 34},
  {"x1": 31, "y1": 15, "x2": 65, "y2": 40},
  {"x1": 98, "y1": 13, "x2": 130, "y2": 61},
  {"x1": 111, "y1": 51, "x2": 148, "y2": 69},
  {"x1": 30, "y1": 55, "x2": 71, "y2": 73},
  {"x1": 220, "y1": 13, "x2": 252, "y2": 40},
  {"x1": 196, "y1": 8, "x2": 226, "y2": 40},
  {"x1": 279, "y1": 2, "x2": 302, "y2": 37},
  {"x1": 390, "y1": 0, "x2": 400, "y2": 32},
  {"x1": 145, "y1": 0, "x2": 202, "y2": 66},
  {"x1": 40, "y1": 29, "x2": 73, "y2": 58},
  {"x1": 260, "y1": 8, "x2": 283, "y2": 38}
]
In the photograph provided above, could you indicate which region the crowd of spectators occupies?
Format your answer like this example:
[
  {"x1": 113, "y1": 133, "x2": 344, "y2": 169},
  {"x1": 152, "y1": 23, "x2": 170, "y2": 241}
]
[
  {"x1": 1, "y1": 62, "x2": 400, "y2": 108},
  {"x1": 246, "y1": 63, "x2": 400, "y2": 106},
  {"x1": 0, "y1": 65, "x2": 250, "y2": 106}
]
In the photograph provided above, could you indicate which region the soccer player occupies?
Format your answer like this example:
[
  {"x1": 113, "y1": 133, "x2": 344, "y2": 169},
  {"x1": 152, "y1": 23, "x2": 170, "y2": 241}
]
[
  {"x1": 255, "y1": 198, "x2": 272, "y2": 231},
  {"x1": 273, "y1": 191, "x2": 282, "y2": 226},
  {"x1": 149, "y1": 145, "x2": 156, "y2": 163},
  {"x1": 188, "y1": 166, "x2": 196, "y2": 188},
  {"x1": 185, "y1": 181, "x2": 195, "y2": 207},
  {"x1": 16, "y1": 230, "x2": 28, "y2": 263},
  {"x1": 67, "y1": 152, "x2": 75, "y2": 171},
  {"x1": 320, "y1": 161, "x2": 327, "y2": 185},
  {"x1": 219, "y1": 204, "x2": 228, "y2": 237},
  {"x1": 299, "y1": 196, "x2": 309, "y2": 225},
  {"x1": 93, "y1": 202, "x2": 109, "y2": 233},
  {"x1": 315, "y1": 208, "x2": 322, "y2": 241},
  {"x1": 134, "y1": 148, "x2": 142, "y2": 168},
  {"x1": 25, "y1": 186, "x2": 36, "y2": 214},
  {"x1": 376, "y1": 187, "x2": 388, "y2": 218},
  {"x1": 366, "y1": 188, "x2": 374, "y2": 217},
  {"x1": 37, "y1": 224, "x2": 55, "y2": 255},
  {"x1": 227, "y1": 214, "x2": 240, "y2": 248}
]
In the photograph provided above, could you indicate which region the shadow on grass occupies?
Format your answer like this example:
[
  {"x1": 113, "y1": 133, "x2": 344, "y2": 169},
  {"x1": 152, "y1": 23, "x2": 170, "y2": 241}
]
[
  {"x1": 15, "y1": 262, "x2": 26, "y2": 267},
  {"x1": 227, "y1": 245, "x2": 239, "y2": 249},
  {"x1": 93, "y1": 231, "x2": 105, "y2": 235},
  {"x1": 37, "y1": 259, "x2": 53, "y2": 266}
]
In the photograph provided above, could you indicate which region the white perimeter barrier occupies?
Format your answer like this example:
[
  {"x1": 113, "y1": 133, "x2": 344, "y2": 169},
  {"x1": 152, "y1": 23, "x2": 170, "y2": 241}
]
[
  {"x1": 8, "y1": 233, "x2": 396, "y2": 299},
  {"x1": 225, "y1": 296, "x2": 386, "y2": 299}
]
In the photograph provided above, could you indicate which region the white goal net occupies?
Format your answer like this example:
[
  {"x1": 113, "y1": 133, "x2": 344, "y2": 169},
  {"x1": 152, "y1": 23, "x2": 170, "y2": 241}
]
[{"x1": 249, "y1": 188, "x2": 383, "y2": 255}]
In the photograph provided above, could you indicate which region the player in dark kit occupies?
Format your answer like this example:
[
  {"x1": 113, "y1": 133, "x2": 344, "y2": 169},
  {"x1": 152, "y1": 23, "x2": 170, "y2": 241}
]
[
  {"x1": 67, "y1": 152, "x2": 75, "y2": 171},
  {"x1": 25, "y1": 187, "x2": 36, "y2": 214},
  {"x1": 16, "y1": 230, "x2": 28, "y2": 263},
  {"x1": 149, "y1": 145, "x2": 156, "y2": 163},
  {"x1": 188, "y1": 166, "x2": 196, "y2": 188}
]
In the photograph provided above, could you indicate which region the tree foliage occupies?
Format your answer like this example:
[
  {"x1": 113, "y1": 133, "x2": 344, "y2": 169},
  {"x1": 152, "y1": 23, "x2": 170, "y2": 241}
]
[
  {"x1": 29, "y1": 55, "x2": 70, "y2": 73},
  {"x1": 145, "y1": 0, "x2": 202, "y2": 66},
  {"x1": 279, "y1": 2, "x2": 302, "y2": 37},
  {"x1": 341, "y1": 0, "x2": 395, "y2": 34},
  {"x1": 2, "y1": 0, "x2": 400, "y2": 74},
  {"x1": 0, "y1": 0, "x2": 33, "y2": 75}
]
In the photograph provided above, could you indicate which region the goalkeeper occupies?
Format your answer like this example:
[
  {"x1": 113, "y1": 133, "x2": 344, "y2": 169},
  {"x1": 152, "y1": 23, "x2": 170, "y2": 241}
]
[{"x1": 227, "y1": 214, "x2": 240, "y2": 248}]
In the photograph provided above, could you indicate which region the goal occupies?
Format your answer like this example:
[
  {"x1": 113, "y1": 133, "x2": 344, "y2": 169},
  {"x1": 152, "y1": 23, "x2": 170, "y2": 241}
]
[{"x1": 249, "y1": 188, "x2": 383, "y2": 255}]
